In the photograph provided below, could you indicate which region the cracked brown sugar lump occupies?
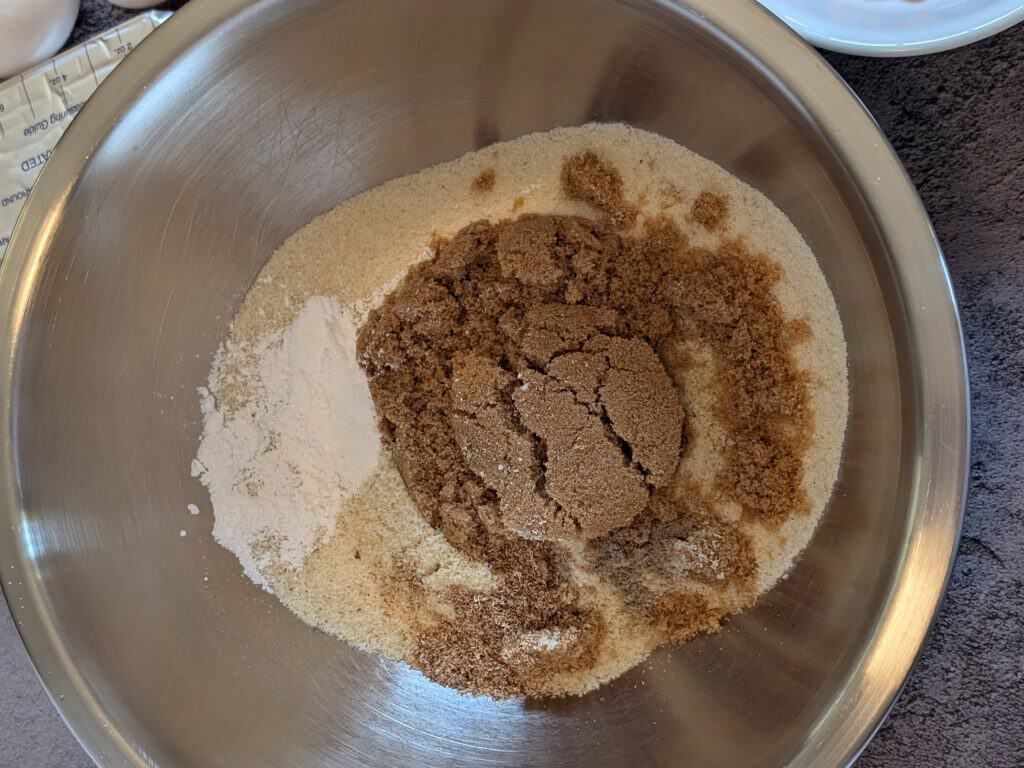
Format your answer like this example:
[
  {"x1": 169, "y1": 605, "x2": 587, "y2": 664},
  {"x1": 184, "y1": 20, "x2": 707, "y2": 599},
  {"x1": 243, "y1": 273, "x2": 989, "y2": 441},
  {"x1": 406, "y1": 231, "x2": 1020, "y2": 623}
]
[
  {"x1": 513, "y1": 367, "x2": 649, "y2": 539},
  {"x1": 506, "y1": 303, "x2": 620, "y2": 366},
  {"x1": 582, "y1": 335, "x2": 683, "y2": 486},
  {"x1": 359, "y1": 213, "x2": 686, "y2": 549},
  {"x1": 357, "y1": 204, "x2": 806, "y2": 594},
  {"x1": 449, "y1": 353, "x2": 558, "y2": 540}
]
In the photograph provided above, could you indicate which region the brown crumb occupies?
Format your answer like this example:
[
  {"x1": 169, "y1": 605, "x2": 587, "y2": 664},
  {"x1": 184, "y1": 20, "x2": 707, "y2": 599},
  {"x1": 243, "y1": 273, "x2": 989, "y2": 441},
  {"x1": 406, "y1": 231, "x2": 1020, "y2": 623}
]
[
  {"x1": 511, "y1": 196, "x2": 525, "y2": 212},
  {"x1": 472, "y1": 168, "x2": 496, "y2": 191},
  {"x1": 561, "y1": 150, "x2": 638, "y2": 228},
  {"x1": 357, "y1": 158, "x2": 811, "y2": 698},
  {"x1": 690, "y1": 191, "x2": 729, "y2": 231}
]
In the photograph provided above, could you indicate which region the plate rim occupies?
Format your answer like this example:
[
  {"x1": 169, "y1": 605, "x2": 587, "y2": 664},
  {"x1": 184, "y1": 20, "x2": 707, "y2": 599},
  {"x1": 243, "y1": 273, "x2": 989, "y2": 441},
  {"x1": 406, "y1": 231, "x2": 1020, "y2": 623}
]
[{"x1": 758, "y1": 0, "x2": 1024, "y2": 56}]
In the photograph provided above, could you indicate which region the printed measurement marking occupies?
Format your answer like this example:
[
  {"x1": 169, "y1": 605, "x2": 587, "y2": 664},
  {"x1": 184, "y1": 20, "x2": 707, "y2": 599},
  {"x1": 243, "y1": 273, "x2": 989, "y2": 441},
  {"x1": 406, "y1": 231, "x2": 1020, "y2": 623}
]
[
  {"x1": 83, "y1": 43, "x2": 100, "y2": 87},
  {"x1": 50, "y1": 62, "x2": 68, "y2": 104},
  {"x1": 19, "y1": 77, "x2": 35, "y2": 119},
  {"x1": 113, "y1": 25, "x2": 135, "y2": 57}
]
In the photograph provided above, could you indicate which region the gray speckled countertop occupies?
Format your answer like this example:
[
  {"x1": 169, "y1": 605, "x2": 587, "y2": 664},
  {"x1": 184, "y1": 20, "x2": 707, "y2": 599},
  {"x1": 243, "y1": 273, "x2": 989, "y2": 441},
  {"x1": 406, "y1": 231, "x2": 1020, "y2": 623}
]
[{"x1": 1, "y1": 2, "x2": 1022, "y2": 766}]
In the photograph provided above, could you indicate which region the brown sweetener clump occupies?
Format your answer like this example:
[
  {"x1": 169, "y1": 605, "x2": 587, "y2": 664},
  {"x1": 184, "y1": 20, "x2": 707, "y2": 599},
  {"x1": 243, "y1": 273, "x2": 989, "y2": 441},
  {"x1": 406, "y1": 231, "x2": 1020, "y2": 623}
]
[{"x1": 355, "y1": 151, "x2": 811, "y2": 698}]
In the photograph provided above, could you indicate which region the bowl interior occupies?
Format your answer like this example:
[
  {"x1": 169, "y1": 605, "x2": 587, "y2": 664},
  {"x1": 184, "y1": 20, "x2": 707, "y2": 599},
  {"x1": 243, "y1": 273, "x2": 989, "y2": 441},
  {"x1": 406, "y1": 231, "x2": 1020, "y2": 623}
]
[{"x1": 6, "y1": 1, "x2": 913, "y2": 766}]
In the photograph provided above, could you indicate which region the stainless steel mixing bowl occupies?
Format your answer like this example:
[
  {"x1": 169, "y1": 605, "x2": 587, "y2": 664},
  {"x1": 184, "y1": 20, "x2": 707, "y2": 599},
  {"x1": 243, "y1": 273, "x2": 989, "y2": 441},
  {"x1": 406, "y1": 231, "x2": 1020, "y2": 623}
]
[{"x1": 0, "y1": 1, "x2": 968, "y2": 766}]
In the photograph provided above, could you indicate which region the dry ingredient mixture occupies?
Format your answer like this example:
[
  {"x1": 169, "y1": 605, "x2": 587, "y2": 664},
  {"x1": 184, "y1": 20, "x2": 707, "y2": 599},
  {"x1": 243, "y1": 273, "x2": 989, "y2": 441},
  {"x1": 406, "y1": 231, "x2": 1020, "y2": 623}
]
[{"x1": 194, "y1": 124, "x2": 847, "y2": 700}]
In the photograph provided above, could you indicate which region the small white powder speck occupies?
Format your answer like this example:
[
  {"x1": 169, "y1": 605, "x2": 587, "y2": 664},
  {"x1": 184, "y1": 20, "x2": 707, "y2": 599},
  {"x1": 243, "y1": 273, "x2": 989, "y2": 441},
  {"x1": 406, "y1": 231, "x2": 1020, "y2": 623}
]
[
  {"x1": 517, "y1": 626, "x2": 578, "y2": 653},
  {"x1": 193, "y1": 295, "x2": 383, "y2": 587},
  {"x1": 528, "y1": 629, "x2": 562, "y2": 652},
  {"x1": 179, "y1": 530, "x2": 187, "y2": 538},
  {"x1": 187, "y1": 503, "x2": 200, "y2": 516},
  {"x1": 673, "y1": 531, "x2": 726, "y2": 580}
]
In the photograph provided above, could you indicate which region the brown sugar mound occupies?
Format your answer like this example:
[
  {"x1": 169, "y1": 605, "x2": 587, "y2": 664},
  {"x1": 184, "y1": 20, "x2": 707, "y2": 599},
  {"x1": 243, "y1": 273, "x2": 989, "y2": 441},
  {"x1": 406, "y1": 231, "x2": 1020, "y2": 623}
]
[
  {"x1": 356, "y1": 157, "x2": 812, "y2": 699},
  {"x1": 359, "y1": 214, "x2": 685, "y2": 552}
]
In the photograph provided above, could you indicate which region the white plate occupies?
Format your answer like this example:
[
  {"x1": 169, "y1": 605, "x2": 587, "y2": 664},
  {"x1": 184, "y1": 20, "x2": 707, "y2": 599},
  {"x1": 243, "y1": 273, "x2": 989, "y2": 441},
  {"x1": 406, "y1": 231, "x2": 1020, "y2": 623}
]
[{"x1": 757, "y1": 0, "x2": 1024, "y2": 56}]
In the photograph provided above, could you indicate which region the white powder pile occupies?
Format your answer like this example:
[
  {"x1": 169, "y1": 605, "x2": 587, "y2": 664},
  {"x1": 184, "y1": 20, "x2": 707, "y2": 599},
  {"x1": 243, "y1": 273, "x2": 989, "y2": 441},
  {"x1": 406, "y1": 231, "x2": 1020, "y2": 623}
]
[{"x1": 192, "y1": 296, "x2": 381, "y2": 586}]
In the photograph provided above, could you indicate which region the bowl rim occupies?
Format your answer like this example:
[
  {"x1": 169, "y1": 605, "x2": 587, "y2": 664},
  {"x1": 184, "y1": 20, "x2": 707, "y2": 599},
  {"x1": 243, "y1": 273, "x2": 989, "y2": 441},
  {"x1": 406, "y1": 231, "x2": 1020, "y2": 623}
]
[{"x1": 0, "y1": 1, "x2": 969, "y2": 766}]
